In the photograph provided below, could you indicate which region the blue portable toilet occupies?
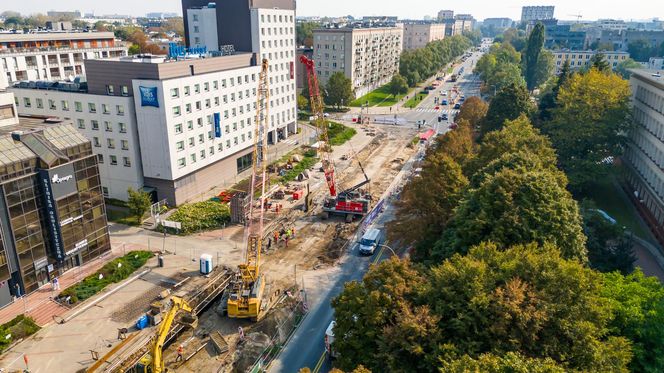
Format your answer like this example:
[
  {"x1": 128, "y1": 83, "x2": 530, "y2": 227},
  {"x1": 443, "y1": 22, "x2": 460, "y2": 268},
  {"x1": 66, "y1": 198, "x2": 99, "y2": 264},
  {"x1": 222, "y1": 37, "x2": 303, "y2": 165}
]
[{"x1": 200, "y1": 254, "x2": 213, "y2": 275}]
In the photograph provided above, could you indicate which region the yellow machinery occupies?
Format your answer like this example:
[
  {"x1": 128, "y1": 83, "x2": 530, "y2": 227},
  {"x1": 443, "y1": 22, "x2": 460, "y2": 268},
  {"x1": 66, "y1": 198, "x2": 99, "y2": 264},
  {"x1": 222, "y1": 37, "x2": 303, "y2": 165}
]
[
  {"x1": 226, "y1": 58, "x2": 270, "y2": 321},
  {"x1": 135, "y1": 296, "x2": 196, "y2": 373}
]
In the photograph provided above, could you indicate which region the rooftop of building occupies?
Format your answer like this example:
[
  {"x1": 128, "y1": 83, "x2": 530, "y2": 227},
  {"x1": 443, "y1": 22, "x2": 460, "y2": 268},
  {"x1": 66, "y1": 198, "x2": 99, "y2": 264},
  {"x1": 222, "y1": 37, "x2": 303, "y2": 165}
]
[
  {"x1": 0, "y1": 116, "x2": 88, "y2": 168},
  {"x1": 630, "y1": 69, "x2": 664, "y2": 90},
  {"x1": 0, "y1": 30, "x2": 116, "y2": 41},
  {"x1": 314, "y1": 23, "x2": 403, "y2": 32},
  {"x1": 550, "y1": 49, "x2": 631, "y2": 54}
]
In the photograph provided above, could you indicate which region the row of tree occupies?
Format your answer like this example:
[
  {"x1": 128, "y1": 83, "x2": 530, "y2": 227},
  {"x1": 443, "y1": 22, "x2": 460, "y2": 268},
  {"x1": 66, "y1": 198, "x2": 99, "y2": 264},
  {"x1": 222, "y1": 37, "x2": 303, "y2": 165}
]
[
  {"x1": 331, "y1": 95, "x2": 663, "y2": 372},
  {"x1": 399, "y1": 35, "x2": 473, "y2": 87},
  {"x1": 475, "y1": 24, "x2": 553, "y2": 94}
]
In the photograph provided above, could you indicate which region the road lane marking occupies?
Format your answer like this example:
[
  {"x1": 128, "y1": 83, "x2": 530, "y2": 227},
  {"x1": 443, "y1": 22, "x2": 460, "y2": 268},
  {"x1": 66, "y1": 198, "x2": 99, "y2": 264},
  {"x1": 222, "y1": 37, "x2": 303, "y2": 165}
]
[
  {"x1": 312, "y1": 350, "x2": 326, "y2": 373},
  {"x1": 372, "y1": 246, "x2": 385, "y2": 265}
]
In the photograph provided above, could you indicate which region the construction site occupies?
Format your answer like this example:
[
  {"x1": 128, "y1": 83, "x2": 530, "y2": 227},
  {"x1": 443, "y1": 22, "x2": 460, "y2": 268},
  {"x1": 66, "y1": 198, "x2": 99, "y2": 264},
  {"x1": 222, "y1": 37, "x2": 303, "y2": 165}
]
[{"x1": 0, "y1": 54, "x2": 420, "y2": 373}]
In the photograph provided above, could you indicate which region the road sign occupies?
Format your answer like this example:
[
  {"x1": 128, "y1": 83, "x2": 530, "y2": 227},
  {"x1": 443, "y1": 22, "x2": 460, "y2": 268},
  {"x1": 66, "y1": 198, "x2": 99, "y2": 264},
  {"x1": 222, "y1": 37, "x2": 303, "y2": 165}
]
[{"x1": 162, "y1": 220, "x2": 182, "y2": 230}]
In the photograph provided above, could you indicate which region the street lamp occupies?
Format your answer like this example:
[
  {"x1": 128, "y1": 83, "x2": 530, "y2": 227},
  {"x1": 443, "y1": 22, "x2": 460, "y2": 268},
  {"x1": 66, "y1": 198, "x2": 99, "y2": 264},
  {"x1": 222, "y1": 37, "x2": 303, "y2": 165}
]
[{"x1": 379, "y1": 244, "x2": 397, "y2": 257}]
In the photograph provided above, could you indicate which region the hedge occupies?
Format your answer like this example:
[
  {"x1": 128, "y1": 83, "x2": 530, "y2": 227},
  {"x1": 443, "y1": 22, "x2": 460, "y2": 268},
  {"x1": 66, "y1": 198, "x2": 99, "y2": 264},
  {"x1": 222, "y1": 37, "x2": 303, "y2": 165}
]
[
  {"x1": 0, "y1": 315, "x2": 40, "y2": 352},
  {"x1": 168, "y1": 201, "x2": 231, "y2": 234},
  {"x1": 58, "y1": 251, "x2": 153, "y2": 304},
  {"x1": 327, "y1": 121, "x2": 357, "y2": 146}
]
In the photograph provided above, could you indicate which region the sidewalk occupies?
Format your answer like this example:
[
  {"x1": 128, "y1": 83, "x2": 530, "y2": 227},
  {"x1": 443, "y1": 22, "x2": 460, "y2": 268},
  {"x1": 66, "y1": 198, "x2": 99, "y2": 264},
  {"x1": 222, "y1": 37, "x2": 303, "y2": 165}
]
[{"x1": 0, "y1": 249, "x2": 120, "y2": 327}]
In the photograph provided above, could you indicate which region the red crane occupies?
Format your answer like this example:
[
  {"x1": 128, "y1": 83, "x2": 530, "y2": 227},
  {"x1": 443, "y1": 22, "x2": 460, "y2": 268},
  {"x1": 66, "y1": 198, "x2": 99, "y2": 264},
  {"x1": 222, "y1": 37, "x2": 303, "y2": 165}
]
[{"x1": 300, "y1": 56, "x2": 371, "y2": 222}]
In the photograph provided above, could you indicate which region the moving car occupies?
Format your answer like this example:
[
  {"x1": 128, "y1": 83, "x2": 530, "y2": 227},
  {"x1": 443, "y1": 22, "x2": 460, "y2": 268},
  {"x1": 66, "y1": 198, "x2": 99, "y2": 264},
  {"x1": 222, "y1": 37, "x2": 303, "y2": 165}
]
[
  {"x1": 441, "y1": 99, "x2": 448, "y2": 105},
  {"x1": 358, "y1": 228, "x2": 381, "y2": 255},
  {"x1": 454, "y1": 103, "x2": 461, "y2": 109},
  {"x1": 325, "y1": 321, "x2": 338, "y2": 359},
  {"x1": 442, "y1": 113, "x2": 449, "y2": 120}
]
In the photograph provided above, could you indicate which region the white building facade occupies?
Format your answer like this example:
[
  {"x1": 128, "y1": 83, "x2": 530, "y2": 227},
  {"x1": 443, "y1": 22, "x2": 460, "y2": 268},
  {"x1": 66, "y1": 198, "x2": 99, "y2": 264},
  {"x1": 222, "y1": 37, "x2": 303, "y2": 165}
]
[
  {"x1": 551, "y1": 50, "x2": 630, "y2": 73},
  {"x1": 186, "y1": 5, "x2": 220, "y2": 51}
]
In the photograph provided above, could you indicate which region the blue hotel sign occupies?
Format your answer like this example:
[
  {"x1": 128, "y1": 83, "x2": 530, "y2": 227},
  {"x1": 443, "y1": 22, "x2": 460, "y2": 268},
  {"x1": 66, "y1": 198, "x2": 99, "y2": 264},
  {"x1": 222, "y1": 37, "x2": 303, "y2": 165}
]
[
  {"x1": 214, "y1": 113, "x2": 222, "y2": 138},
  {"x1": 139, "y1": 86, "x2": 159, "y2": 108},
  {"x1": 168, "y1": 43, "x2": 207, "y2": 59}
]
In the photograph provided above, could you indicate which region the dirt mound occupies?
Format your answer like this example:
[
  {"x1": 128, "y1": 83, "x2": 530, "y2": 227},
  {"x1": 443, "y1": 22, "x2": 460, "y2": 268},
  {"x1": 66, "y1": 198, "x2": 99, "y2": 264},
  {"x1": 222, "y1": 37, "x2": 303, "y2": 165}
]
[
  {"x1": 234, "y1": 332, "x2": 271, "y2": 372},
  {"x1": 326, "y1": 223, "x2": 353, "y2": 260}
]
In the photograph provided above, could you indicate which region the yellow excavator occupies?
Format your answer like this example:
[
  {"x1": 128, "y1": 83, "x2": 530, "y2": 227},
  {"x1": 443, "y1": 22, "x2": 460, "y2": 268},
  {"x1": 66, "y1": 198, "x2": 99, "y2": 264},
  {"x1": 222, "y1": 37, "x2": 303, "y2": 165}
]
[
  {"x1": 134, "y1": 296, "x2": 196, "y2": 373},
  {"x1": 226, "y1": 58, "x2": 270, "y2": 321}
]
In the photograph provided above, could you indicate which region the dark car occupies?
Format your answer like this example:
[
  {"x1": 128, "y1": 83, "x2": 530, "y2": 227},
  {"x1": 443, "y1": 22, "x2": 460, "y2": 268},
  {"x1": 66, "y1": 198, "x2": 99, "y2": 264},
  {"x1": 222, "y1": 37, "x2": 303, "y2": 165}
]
[
  {"x1": 454, "y1": 103, "x2": 461, "y2": 109},
  {"x1": 442, "y1": 113, "x2": 449, "y2": 120},
  {"x1": 436, "y1": 76, "x2": 444, "y2": 81},
  {"x1": 441, "y1": 99, "x2": 448, "y2": 105}
]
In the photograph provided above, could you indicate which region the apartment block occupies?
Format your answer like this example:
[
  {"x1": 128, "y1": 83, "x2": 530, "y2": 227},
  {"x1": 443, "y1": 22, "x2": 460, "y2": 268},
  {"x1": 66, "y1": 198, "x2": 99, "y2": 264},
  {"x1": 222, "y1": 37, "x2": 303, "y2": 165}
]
[
  {"x1": 0, "y1": 92, "x2": 110, "y2": 306},
  {"x1": 0, "y1": 31, "x2": 128, "y2": 89},
  {"x1": 313, "y1": 26, "x2": 403, "y2": 97},
  {"x1": 551, "y1": 50, "x2": 630, "y2": 73},
  {"x1": 403, "y1": 23, "x2": 446, "y2": 50},
  {"x1": 521, "y1": 6, "x2": 555, "y2": 22},
  {"x1": 624, "y1": 70, "x2": 664, "y2": 241},
  {"x1": 11, "y1": 52, "x2": 297, "y2": 206}
]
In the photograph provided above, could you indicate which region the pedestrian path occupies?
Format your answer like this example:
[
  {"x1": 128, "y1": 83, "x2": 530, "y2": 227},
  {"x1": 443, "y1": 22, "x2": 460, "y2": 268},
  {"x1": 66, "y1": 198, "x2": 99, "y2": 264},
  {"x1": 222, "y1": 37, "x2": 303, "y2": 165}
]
[
  {"x1": 281, "y1": 138, "x2": 299, "y2": 145},
  {"x1": 0, "y1": 250, "x2": 118, "y2": 327},
  {"x1": 414, "y1": 108, "x2": 460, "y2": 115}
]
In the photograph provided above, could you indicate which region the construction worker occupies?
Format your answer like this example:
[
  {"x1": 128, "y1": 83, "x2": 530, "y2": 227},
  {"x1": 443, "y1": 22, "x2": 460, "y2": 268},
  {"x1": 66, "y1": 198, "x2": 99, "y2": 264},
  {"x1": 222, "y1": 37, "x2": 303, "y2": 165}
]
[
  {"x1": 176, "y1": 344, "x2": 184, "y2": 362},
  {"x1": 291, "y1": 226, "x2": 296, "y2": 238}
]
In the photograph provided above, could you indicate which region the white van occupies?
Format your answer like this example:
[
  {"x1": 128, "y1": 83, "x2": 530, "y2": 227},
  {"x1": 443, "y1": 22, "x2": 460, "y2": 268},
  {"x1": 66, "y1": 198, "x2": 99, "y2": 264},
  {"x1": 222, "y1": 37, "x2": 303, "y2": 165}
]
[{"x1": 358, "y1": 228, "x2": 381, "y2": 255}]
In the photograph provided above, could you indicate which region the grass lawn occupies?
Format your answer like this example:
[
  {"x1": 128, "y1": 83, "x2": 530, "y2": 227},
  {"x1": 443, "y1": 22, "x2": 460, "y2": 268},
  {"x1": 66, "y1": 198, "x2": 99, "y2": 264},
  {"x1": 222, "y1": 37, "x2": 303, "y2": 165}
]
[
  {"x1": 350, "y1": 84, "x2": 409, "y2": 107},
  {"x1": 584, "y1": 176, "x2": 651, "y2": 240},
  {"x1": 404, "y1": 92, "x2": 428, "y2": 109},
  {"x1": 106, "y1": 208, "x2": 141, "y2": 226}
]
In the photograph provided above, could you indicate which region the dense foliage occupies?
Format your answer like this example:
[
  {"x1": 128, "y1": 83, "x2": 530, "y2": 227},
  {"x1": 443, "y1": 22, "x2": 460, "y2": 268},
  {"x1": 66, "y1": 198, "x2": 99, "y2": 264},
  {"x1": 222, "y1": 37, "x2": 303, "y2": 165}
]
[
  {"x1": 169, "y1": 201, "x2": 231, "y2": 234},
  {"x1": 325, "y1": 72, "x2": 354, "y2": 108},
  {"x1": 127, "y1": 187, "x2": 152, "y2": 220},
  {"x1": 399, "y1": 35, "x2": 472, "y2": 86},
  {"x1": 481, "y1": 83, "x2": 534, "y2": 134},
  {"x1": 0, "y1": 315, "x2": 40, "y2": 352},
  {"x1": 581, "y1": 202, "x2": 636, "y2": 274},
  {"x1": 59, "y1": 251, "x2": 153, "y2": 304}
]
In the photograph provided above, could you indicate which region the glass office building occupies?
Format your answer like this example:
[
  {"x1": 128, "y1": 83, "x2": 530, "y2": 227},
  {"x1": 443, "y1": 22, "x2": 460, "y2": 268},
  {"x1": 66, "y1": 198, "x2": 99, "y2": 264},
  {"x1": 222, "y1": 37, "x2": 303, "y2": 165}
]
[{"x1": 0, "y1": 112, "x2": 110, "y2": 306}]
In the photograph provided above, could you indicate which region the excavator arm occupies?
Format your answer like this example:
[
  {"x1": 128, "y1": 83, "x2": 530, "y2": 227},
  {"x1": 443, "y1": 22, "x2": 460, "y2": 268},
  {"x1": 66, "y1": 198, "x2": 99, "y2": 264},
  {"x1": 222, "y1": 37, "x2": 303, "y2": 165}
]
[{"x1": 152, "y1": 297, "x2": 193, "y2": 373}]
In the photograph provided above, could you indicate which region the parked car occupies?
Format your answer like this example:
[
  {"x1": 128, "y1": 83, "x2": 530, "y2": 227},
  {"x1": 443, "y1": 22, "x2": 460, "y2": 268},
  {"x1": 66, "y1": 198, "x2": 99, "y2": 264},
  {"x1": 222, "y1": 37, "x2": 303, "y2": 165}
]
[
  {"x1": 441, "y1": 99, "x2": 448, "y2": 105},
  {"x1": 358, "y1": 228, "x2": 381, "y2": 255},
  {"x1": 454, "y1": 103, "x2": 461, "y2": 109},
  {"x1": 442, "y1": 113, "x2": 449, "y2": 120}
]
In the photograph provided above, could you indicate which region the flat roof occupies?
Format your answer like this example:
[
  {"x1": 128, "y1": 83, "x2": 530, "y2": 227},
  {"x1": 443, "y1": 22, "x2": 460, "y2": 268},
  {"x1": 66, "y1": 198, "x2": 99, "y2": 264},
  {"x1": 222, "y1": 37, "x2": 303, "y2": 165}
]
[
  {"x1": 630, "y1": 69, "x2": 664, "y2": 90},
  {"x1": 0, "y1": 31, "x2": 116, "y2": 42}
]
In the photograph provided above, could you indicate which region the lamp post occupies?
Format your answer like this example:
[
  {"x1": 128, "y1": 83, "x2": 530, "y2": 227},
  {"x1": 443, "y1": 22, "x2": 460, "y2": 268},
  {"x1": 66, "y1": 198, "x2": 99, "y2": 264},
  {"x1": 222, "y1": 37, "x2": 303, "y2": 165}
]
[{"x1": 378, "y1": 244, "x2": 397, "y2": 258}]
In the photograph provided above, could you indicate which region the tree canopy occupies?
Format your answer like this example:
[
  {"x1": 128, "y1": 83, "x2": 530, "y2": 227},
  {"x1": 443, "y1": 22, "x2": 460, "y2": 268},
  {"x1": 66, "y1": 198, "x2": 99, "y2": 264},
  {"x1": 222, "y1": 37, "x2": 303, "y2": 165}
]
[
  {"x1": 539, "y1": 68, "x2": 632, "y2": 193},
  {"x1": 325, "y1": 72, "x2": 354, "y2": 108},
  {"x1": 388, "y1": 74, "x2": 409, "y2": 96},
  {"x1": 522, "y1": 22, "x2": 546, "y2": 91},
  {"x1": 400, "y1": 35, "x2": 472, "y2": 86},
  {"x1": 481, "y1": 83, "x2": 533, "y2": 134}
]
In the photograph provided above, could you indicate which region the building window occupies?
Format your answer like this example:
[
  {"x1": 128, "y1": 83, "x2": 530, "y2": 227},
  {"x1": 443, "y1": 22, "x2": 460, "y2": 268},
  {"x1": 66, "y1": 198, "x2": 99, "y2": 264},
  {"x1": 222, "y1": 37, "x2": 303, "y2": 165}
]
[
  {"x1": 121, "y1": 140, "x2": 129, "y2": 150},
  {"x1": 184, "y1": 86, "x2": 190, "y2": 96},
  {"x1": 98, "y1": 154, "x2": 104, "y2": 163},
  {"x1": 198, "y1": 134, "x2": 204, "y2": 144},
  {"x1": 123, "y1": 157, "x2": 131, "y2": 167},
  {"x1": 204, "y1": 82, "x2": 209, "y2": 91},
  {"x1": 102, "y1": 104, "x2": 110, "y2": 114},
  {"x1": 214, "y1": 97, "x2": 220, "y2": 106},
  {"x1": 193, "y1": 14, "x2": 198, "y2": 21},
  {"x1": 116, "y1": 105, "x2": 125, "y2": 116},
  {"x1": 108, "y1": 139, "x2": 115, "y2": 149},
  {"x1": 188, "y1": 137, "x2": 195, "y2": 147},
  {"x1": 89, "y1": 103, "x2": 97, "y2": 113},
  {"x1": 186, "y1": 103, "x2": 192, "y2": 113},
  {"x1": 74, "y1": 101, "x2": 82, "y2": 112},
  {"x1": 173, "y1": 106, "x2": 181, "y2": 116},
  {"x1": 119, "y1": 122, "x2": 127, "y2": 133},
  {"x1": 105, "y1": 121, "x2": 112, "y2": 132},
  {"x1": 175, "y1": 123, "x2": 183, "y2": 134},
  {"x1": 36, "y1": 98, "x2": 43, "y2": 109},
  {"x1": 200, "y1": 150, "x2": 206, "y2": 159},
  {"x1": 93, "y1": 137, "x2": 100, "y2": 147},
  {"x1": 49, "y1": 99, "x2": 56, "y2": 110},
  {"x1": 194, "y1": 25, "x2": 200, "y2": 33},
  {"x1": 237, "y1": 153, "x2": 253, "y2": 173},
  {"x1": 171, "y1": 88, "x2": 179, "y2": 98},
  {"x1": 213, "y1": 80, "x2": 218, "y2": 90},
  {"x1": 195, "y1": 101, "x2": 201, "y2": 110},
  {"x1": 209, "y1": 146, "x2": 215, "y2": 155},
  {"x1": 178, "y1": 158, "x2": 186, "y2": 168},
  {"x1": 23, "y1": 97, "x2": 31, "y2": 108},
  {"x1": 102, "y1": 187, "x2": 109, "y2": 196},
  {"x1": 197, "y1": 117, "x2": 203, "y2": 127},
  {"x1": 121, "y1": 85, "x2": 129, "y2": 96},
  {"x1": 110, "y1": 155, "x2": 117, "y2": 165},
  {"x1": 190, "y1": 154, "x2": 197, "y2": 163},
  {"x1": 106, "y1": 85, "x2": 115, "y2": 95},
  {"x1": 194, "y1": 84, "x2": 200, "y2": 94},
  {"x1": 77, "y1": 119, "x2": 85, "y2": 129},
  {"x1": 92, "y1": 120, "x2": 99, "y2": 130},
  {"x1": 176, "y1": 141, "x2": 184, "y2": 151},
  {"x1": 187, "y1": 120, "x2": 194, "y2": 130}
]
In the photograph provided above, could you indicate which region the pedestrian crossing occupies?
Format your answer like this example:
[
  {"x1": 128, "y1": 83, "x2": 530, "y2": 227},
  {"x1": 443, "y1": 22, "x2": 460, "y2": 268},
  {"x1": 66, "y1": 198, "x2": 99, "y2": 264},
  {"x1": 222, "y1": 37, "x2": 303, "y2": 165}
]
[
  {"x1": 281, "y1": 138, "x2": 299, "y2": 145},
  {"x1": 414, "y1": 108, "x2": 460, "y2": 115}
]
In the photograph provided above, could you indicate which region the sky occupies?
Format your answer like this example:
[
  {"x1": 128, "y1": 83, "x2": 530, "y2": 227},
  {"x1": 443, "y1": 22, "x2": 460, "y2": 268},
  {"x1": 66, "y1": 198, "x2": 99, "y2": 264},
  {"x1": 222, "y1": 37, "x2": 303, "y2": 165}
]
[{"x1": 4, "y1": 0, "x2": 663, "y2": 22}]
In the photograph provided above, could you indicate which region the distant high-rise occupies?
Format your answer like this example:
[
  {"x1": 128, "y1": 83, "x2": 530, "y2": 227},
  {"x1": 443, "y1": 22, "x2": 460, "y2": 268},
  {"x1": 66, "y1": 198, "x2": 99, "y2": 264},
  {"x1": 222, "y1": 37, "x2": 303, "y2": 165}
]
[
  {"x1": 437, "y1": 10, "x2": 454, "y2": 20},
  {"x1": 521, "y1": 6, "x2": 555, "y2": 22}
]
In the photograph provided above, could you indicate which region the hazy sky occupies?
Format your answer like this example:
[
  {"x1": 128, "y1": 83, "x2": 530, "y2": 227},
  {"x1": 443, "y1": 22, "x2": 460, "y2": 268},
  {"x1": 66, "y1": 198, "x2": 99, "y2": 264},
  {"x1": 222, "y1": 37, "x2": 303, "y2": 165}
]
[{"x1": 5, "y1": 0, "x2": 663, "y2": 22}]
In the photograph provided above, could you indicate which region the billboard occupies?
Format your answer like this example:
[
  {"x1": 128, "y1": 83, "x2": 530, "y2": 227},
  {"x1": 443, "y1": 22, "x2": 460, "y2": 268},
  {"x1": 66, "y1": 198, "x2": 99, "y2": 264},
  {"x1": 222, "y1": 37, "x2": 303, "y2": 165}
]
[
  {"x1": 38, "y1": 163, "x2": 79, "y2": 262},
  {"x1": 139, "y1": 86, "x2": 159, "y2": 108},
  {"x1": 214, "y1": 113, "x2": 222, "y2": 138}
]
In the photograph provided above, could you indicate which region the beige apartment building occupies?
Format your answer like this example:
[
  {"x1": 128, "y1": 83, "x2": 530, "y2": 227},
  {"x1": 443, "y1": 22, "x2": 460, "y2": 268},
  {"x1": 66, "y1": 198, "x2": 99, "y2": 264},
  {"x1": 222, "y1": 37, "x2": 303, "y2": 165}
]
[
  {"x1": 403, "y1": 23, "x2": 446, "y2": 50},
  {"x1": 552, "y1": 49, "x2": 630, "y2": 73},
  {"x1": 313, "y1": 26, "x2": 403, "y2": 97}
]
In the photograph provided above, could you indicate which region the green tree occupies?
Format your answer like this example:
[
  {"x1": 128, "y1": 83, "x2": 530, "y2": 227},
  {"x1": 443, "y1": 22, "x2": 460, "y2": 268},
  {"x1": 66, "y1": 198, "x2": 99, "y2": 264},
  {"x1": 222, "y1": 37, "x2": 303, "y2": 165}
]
[
  {"x1": 615, "y1": 58, "x2": 643, "y2": 79},
  {"x1": 455, "y1": 96, "x2": 488, "y2": 131},
  {"x1": 601, "y1": 270, "x2": 664, "y2": 373},
  {"x1": 127, "y1": 187, "x2": 152, "y2": 221},
  {"x1": 331, "y1": 258, "x2": 433, "y2": 372},
  {"x1": 426, "y1": 243, "x2": 632, "y2": 372},
  {"x1": 481, "y1": 83, "x2": 533, "y2": 134},
  {"x1": 388, "y1": 154, "x2": 469, "y2": 261},
  {"x1": 538, "y1": 59, "x2": 571, "y2": 121},
  {"x1": 522, "y1": 22, "x2": 546, "y2": 91},
  {"x1": 627, "y1": 39, "x2": 657, "y2": 62},
  {"x1": 541, "y1": 68, "x2": 632, "y2": 193},
  {"x1": 388, "y1": 74, "x2": 409, "y2": 96},
  {"x1": 296, "y1": 21, "x2": 319, "y2": 47},
  {"x1": 441, "y1": 352, "x2": 567, "y2": 373},
  {"x1": 473, "y1": 115, "x2": 557, "y2": 173},
  {"x1": 590, "y1": 53, "x2": 611, "y2": 73},
  {"x1": 297, "y1": 94, "x2": 309, "y2": 111},
  {"x1": 435, "y1": 166, "x2": 587, "y2": 261},
  {"x1": 324, "y1": 72, "x2": 354, "y2": 108},
  {"x1": 581, "y1": 202, "x2": 636, "y2": 274}
]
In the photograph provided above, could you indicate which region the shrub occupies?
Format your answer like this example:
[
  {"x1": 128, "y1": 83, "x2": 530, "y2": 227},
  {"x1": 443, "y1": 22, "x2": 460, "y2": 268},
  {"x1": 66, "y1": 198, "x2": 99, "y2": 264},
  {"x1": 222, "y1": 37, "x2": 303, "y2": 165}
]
[
  {"x1": 168, "y1": 201, "x2": 231, "y2": 234},
  {"x1": 280, "y1": 152, "x2": 318, "y2": 183},
  {"x1": 0, "y1": 315, "x2": 40, "y2": 352},
  {"x1": 59, "y1": 251, "x2": 153, "y2": 304},
  {"x1": 327, "y1": 121, "x2": 357, "y2": 146}
]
